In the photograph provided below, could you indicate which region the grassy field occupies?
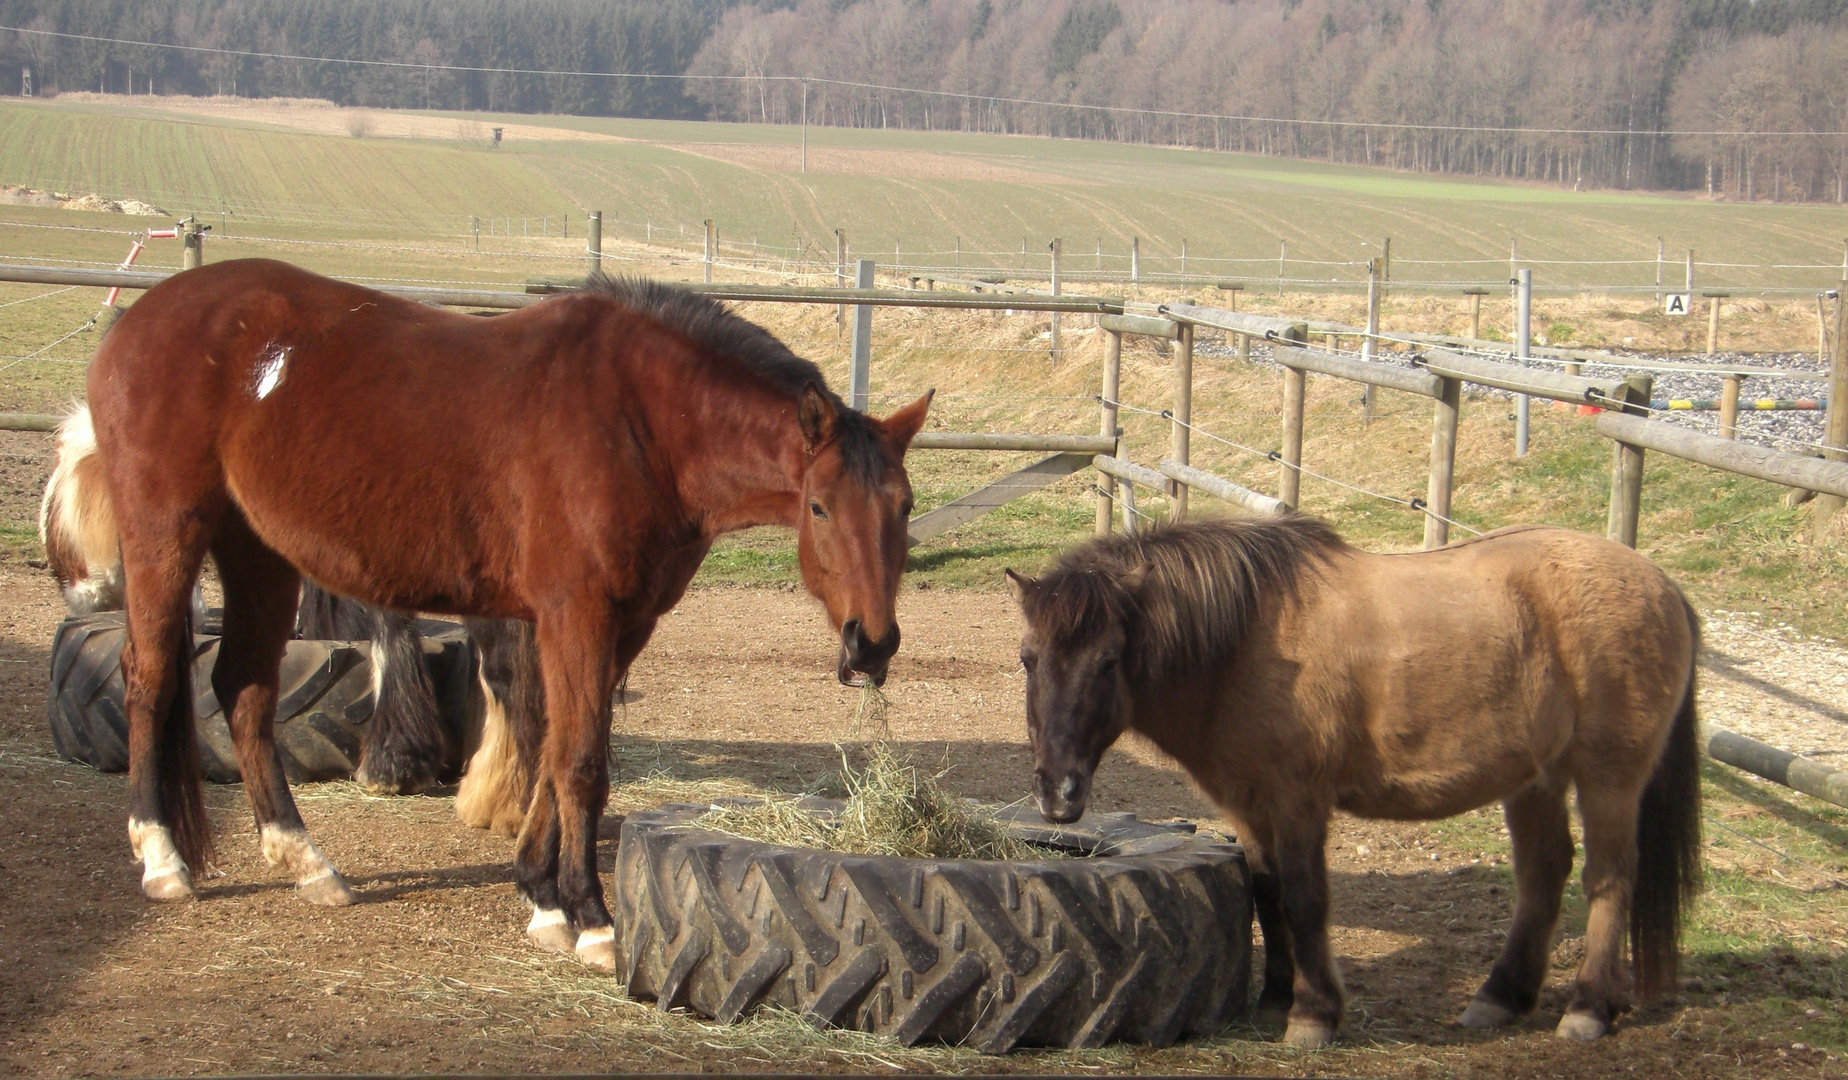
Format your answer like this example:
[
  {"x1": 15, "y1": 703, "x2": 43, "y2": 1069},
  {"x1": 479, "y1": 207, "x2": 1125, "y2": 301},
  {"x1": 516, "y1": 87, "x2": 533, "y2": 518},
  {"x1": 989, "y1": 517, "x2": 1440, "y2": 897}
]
[{"x1": 5, "y1": 94, "x2": 1848, "y2": 292}]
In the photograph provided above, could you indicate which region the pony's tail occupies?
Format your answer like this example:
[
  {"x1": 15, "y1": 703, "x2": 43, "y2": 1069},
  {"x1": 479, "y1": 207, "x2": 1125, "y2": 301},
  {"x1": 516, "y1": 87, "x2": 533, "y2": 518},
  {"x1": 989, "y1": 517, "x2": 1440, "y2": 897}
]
[
  {"x1": 157, "y1": 613, "x2": 214, "y2": 873},
  {"x1": 39, "y1": 404, "x2": 124, "y2": 613},
  {"x1": 456, "y1": 619, "x2": 542, "y2": 837},
  {"x1": 1631, "y1": 598, "x2": 1704, "y2": 998}
]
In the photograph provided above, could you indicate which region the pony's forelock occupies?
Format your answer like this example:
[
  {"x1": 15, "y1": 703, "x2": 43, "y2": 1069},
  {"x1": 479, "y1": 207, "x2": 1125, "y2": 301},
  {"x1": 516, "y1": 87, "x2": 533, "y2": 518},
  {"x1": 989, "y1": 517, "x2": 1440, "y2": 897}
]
[{"x1": 1028, "y1": 517, "x2": 1345, "y2": 683}]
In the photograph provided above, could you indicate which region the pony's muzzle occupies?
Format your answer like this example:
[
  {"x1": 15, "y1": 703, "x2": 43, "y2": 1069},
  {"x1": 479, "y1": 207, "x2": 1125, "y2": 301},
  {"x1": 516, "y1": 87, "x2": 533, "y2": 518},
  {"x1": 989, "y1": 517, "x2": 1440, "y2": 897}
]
[
  {"x1": 837, "y1": 618, "x2": 899, "y2": 687},
  {"x1": 1034, "y1": 768, "x2": 1090, "y2": 824}
]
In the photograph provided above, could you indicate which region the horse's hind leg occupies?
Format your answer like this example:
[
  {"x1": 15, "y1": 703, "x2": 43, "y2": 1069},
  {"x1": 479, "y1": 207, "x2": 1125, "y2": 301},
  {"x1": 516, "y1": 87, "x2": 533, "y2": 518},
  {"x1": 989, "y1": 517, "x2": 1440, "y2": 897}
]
[
  {"x1": 121, "y1": 535, "x2": 213, "y2": 901},
  {"x1": 1462, "y1": 781, "x2": 1574, "y2": 1028},
  {"x1": 213, "y1": 519, "x2": 354, "y2": 906},
  {"x1": 1557, "y1": 782, "x2": 1644, "y2": 1040}
]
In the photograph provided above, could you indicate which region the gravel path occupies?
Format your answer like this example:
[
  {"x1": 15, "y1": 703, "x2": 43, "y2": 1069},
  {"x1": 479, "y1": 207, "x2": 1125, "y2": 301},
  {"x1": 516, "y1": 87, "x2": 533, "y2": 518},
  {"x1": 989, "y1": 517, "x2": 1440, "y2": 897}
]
[{"x1": 1701, "y1": 611, "x2": 1848, "y2": 766}]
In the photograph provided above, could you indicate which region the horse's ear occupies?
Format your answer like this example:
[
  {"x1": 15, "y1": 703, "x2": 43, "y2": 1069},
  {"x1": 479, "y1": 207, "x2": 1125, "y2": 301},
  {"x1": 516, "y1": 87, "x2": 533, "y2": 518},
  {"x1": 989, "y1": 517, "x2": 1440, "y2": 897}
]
[
  {"x1": 1004, "y1": 568, "x2": 1036, "y2": 604},
  {"x1": 881, "y1": 389, "x2": 934, "y2": 454},
  {"x1": 1118, "y1": 561, "x2": 1152, "y2": 595},
  {"x1": 798, "y1": 383, "x2": 837, "y2": 454}
]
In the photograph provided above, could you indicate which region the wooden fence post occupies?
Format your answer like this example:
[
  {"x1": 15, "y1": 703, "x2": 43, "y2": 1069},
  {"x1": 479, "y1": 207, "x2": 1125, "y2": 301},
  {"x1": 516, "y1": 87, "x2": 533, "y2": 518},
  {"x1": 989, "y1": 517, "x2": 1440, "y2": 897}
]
[
  {"x1": 181, "y1": 218, "x2": 204, "y2": 269},
  {"x1": 1816, "y1": 287, "x2": 1848, "y2": 529},
  {"x1": 1464, "y1": 287, "x2": 1486, "y2": 340},
  {"x1": 1131, "y1": 237, "x2": 1140, "y2": 283},
  {"x1": 1170, "y1": 323, "x2": 1194, "y2": 519},
  {"x1": 1607, "y1": 374, "x2": 1654, "y2": 548},
  {"x1": 850, "y1": 259, "x2": 875, "y2": 412},
  {"x1": 1706, "y1": 292, "x2": 1729, "y2": 355},
  {"x1": 1049, "y1": 238, "x2": 1063, "y2": 364},
  {"x1": 1424, "y1": 376, "x2": 1461, "y2": 549},
  {"x1": 1278, "y1": 323, "x2": 1309, "y2": 509},
  {"x1": 1099, "y1": 329, "x2": 1122, "y2": 535},
  {"x1": 586, "y1": 211, "x2": 602, "y2": 280},
  {"x1": 1720, "y1": 375, "x2": 1742, "y2": 440},
  {"x1": 704, "y1": 219, "x2": 715, "y2": 284}
]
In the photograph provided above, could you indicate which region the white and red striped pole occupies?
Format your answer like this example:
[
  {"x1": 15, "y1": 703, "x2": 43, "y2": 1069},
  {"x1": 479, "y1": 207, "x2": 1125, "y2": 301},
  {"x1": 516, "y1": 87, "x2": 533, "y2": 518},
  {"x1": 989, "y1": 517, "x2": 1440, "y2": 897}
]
[{"x1": 103, "y1": 225, "x2": 177, "y2": 308}]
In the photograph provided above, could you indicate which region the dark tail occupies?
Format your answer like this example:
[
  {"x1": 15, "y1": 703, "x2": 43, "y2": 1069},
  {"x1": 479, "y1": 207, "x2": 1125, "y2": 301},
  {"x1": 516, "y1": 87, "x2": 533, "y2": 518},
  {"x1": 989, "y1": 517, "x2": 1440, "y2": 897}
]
[
  {"x1": 298, "y1": 583, "x2": 447, "y2": 793},
  {"x1": 1631, "y1": 598, "x2": 1704, "y2": 998},
  {"x1": 159, "y1": 616, "x2": 213, "y2": 872}
]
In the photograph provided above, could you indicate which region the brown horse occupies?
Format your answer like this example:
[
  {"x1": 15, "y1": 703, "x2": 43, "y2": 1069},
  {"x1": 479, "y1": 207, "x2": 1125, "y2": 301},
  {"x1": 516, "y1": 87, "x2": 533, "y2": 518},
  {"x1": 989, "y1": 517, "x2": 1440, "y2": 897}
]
[
  {"x1": 85, "y1": 258, "x2": 930, "y2": 972},
  {"x1": 1008, "y1": 518, "x2": 1702, "y2": 1047}
]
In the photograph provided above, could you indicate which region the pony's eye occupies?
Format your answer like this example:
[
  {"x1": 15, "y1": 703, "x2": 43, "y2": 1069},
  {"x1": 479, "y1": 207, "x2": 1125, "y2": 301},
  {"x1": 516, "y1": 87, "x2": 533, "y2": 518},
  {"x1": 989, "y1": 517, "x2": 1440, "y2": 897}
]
[
  {"x1": 1019, "y1": 649, "x2": 1037, "y2": 672},
  {"x1": 810, "y1": 502, "x2": 829, "y2": 520},
  {"x1": 899, "y1": 499, "x2": 915, "y2": 518}
]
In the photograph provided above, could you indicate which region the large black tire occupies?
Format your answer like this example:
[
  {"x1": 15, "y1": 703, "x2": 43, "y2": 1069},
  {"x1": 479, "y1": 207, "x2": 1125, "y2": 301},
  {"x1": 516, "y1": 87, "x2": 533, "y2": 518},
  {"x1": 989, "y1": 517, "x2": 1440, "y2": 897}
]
[
  {"x1": 47, "y1": 611, "x2": 476, "y2": 783},
  {"x1": 613, "y1": 800, "x2": 1251, "y2": 1053}
]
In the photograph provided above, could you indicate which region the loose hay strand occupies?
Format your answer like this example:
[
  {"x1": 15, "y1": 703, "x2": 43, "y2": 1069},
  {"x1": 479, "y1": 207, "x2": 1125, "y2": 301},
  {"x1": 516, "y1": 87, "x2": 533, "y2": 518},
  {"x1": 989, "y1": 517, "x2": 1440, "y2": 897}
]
[{"x1": 698, "y1": 741, "x2": 1048, "y2": 861}]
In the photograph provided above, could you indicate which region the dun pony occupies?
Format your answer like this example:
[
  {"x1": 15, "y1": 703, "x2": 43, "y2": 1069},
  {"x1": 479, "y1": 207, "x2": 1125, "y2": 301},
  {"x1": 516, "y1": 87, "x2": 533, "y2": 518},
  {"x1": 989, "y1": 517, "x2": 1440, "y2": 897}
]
[{"x1": 1011, "y1": 518, "x2": 1701, "y2": 1047}]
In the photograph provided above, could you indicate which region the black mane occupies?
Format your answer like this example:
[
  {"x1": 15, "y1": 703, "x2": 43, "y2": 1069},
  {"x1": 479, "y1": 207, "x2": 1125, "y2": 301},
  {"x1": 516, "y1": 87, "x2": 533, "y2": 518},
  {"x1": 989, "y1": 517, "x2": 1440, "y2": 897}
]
[
  {"x1": 582, "y1": 275, "x2": 885, "y2": 478},
  {"x1": 1022, "y1": 517, "x2": 1346, "y2": 684}
]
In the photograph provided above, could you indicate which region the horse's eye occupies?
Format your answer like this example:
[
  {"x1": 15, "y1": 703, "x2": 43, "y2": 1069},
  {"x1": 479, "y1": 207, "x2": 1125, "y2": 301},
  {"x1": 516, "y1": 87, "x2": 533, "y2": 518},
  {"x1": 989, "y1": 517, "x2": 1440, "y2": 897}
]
[
  {"x1": 1019, "y1": 649, "x2": 1037, "y2": 672},
  {"x1": 899, "y1": 499, "x2": 915, "y2": 518},
  {"x1": 810, "y1": 502, "x2": 828, "y2": 520}
]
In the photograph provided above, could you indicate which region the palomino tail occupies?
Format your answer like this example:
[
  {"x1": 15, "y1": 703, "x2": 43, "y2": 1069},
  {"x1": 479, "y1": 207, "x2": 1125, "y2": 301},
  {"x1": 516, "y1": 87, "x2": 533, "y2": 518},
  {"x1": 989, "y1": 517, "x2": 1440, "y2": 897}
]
[
  {"x1": 1631, "y1": 598, "x2": 1704, "y2": 998},
  {"x1": 39, "y1": 405, "x2": 124, "y2": 613},
  {"x1": 456, "y1": 618, "x2": 543, "y2": 837}
]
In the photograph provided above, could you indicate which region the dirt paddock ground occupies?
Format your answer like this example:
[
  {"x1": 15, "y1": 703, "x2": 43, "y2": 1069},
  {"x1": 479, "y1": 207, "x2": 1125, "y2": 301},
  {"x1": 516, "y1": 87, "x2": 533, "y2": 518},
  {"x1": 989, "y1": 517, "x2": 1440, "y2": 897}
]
[{"x1": 1, "y1": 564, "x2": 1844, "y2": 1077}]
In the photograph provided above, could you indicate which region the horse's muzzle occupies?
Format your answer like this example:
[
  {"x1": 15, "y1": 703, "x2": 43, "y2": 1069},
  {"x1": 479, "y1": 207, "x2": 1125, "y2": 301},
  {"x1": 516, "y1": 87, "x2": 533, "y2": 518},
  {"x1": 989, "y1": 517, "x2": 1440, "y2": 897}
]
[
  {"x1": 1034, "y1": 768, "x2": 1090, "y2": 825},
  {"x1": 837, "y1": 618, "x2": 899, "y2": 687}
]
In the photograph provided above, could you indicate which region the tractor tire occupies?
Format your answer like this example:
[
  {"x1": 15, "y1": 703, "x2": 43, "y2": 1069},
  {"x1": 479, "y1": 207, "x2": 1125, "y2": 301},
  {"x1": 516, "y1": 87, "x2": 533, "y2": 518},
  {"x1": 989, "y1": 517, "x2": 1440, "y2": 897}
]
[
  {"x1": 46, "y1": 610, "x2": 475, "y2": 783},
  {"x1": 613, "y1": 799, "x2": 1251, "y2": 1053}
]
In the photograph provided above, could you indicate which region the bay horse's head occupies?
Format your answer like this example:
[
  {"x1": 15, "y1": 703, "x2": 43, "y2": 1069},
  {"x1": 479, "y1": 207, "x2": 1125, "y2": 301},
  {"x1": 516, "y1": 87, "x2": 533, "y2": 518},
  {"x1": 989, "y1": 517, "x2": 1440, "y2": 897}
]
[
  {"x1": 1005, "y1": 562, "x2": 1148, "y2": 824},
  {"x1": 794, "y1": 385, "x2": 932, "y2": 687}
]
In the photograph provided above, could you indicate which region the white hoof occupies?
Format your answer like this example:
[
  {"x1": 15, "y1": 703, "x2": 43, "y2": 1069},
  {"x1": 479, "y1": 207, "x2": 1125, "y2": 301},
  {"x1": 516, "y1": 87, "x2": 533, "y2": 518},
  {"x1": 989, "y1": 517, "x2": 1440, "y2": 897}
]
[
  {"x1": 527, "y1": 907, "x2": 577, "y2": 955},
  {"x1": 1556, "y1": 1012, "x2": 1608, "y2": 1041},
  {"x1": 1459, "y1": 999, "x2": 1517, "y2": 1028},
  {"x1": 142, "y1": 870, "x2": 196, "y2": 902},
  {"x1": 1283, "y1": 1019, "x2": 1336, "y2": 1049},
  {"x1": 297, "y1": 868, "x2": 357, "y2": 906},
  {"x1": 575, "y1": 926, "x2": 617, "y2": 973}
]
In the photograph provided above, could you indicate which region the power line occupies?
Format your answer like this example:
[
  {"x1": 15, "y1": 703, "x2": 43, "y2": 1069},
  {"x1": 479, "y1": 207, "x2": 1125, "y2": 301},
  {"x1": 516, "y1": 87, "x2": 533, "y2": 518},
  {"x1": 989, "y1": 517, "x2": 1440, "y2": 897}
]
[{"x1": 7, "y1": 24, "x2": 1847, "y2": 140}]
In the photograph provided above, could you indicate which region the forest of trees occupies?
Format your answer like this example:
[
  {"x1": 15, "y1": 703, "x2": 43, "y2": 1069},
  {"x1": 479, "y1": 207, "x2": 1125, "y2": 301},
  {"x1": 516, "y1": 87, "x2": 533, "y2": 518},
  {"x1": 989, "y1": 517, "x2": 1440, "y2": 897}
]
[{"x1": 5, "y1": 0, "x2": 1848, "y2": 199}]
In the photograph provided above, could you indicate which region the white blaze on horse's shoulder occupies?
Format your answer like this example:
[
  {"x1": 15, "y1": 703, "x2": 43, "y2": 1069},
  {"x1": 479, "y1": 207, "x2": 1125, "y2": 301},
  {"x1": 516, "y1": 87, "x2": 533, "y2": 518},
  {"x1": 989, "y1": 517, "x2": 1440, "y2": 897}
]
[{"x1": 252, "y1": 342, "x2": 291, "y2": 400}]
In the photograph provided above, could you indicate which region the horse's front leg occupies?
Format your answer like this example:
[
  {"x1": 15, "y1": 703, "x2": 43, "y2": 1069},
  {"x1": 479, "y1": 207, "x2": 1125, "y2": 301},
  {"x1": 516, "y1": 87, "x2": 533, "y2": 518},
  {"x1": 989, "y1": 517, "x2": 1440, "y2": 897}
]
[
  {"x1": 1273, "y1": 814, "x2": 1345, "y2": 1049},
  {"x1": 1234, "y1": 816, "x2": 1296, "y2": 1029}
]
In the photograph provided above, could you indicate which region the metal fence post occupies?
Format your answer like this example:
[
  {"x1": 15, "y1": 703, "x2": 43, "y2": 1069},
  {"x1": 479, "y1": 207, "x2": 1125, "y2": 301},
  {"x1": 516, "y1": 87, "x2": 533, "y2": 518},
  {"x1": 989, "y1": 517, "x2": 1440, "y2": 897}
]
[
  {"x1": 1130, "y1": 237, "x2": 1140, "y2": 283},
  {"x1": 1049, "y1": 238, "x2": 1062, "y2": 364},
  {"x1": 849, "y1": 259, "x2": 875, "y2": 412},
  {"x1": 1607, "y1": 374, "x2": 1653, "y2": 548},
  {"x1": 704, "y1": 219, "x2": 715, "y2": 283},
  {"x1": 1098, "y1": 328, "x2": 1122, "y2": 535},
  {"x1": 586, "y1": 211, "x2": 602, "y2": 280},
  {"x1": 1170, "y1": 322, "x2": 1194, "y2": 519},
  {"x1": 835, "y1": 229, "x2": 847, "y2": 338},
  {"x1": 1515, "y1": 268, "x2": 1532, "y2": 456}
]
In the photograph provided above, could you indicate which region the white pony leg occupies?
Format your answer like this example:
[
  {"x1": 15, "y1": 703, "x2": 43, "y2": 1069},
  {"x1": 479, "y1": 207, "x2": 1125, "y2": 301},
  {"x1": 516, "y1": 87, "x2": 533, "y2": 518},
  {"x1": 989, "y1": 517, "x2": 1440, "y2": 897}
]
[
  {"x1": 260, "y1": 823, "x2": 356, "y2": 906},
  {"x1": 456, "y1": 667, "x2": 525, "y2": 835},
  {"x1": 128, "y1": 818, "x2": 195, "y2": 901}
]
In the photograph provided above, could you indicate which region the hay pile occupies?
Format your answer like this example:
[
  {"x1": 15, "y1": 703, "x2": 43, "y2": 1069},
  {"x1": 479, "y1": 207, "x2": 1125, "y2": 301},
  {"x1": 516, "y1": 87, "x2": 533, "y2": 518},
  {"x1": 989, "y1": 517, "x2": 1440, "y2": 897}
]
[{"x1": 697, "y1": 741, "x2": 1047, "y2": 861}]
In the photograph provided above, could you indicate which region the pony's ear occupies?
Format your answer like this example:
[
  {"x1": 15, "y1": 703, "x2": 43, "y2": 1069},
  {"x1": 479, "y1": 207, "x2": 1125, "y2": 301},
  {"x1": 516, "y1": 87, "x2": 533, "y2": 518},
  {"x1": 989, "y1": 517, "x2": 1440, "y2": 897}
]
[
  {"x1": 1118, "y1": 561, "x2": 1153, "y2": 595},
  {"x1": 881, "y1": 389, "x2": 934, "y2": 454},
  {"x1": 798, "y1": 383, "x2": 837, "y2": 454},
  {"x1": 1004, "y1": 568, "x2": 1036, "y2": 604}
]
